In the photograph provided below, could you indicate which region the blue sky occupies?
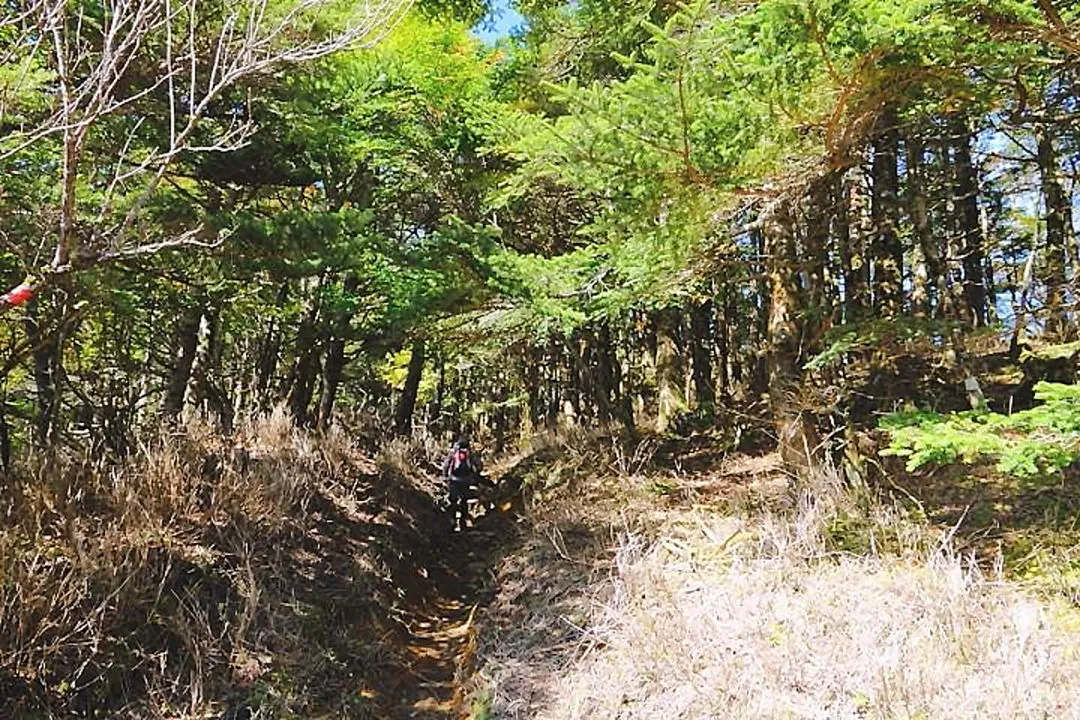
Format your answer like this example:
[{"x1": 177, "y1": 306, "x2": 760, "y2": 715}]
[{"x1": 473, "y1": 0, "x2": 525, "y2": 43}]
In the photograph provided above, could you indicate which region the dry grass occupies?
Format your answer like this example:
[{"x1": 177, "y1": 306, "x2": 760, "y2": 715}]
[
  {"x1": 473, "y1": 458, "x2": 1080, "y2": 720},
  {"x1": 376, "y1": 428, "x2": 450, "y2": 496},
  {"x1": 0, "y1": 408, "x2": 420, "y2": 719}
]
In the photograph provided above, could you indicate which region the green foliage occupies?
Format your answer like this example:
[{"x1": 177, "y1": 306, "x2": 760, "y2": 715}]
[
  {"x1": 419, "y1": 0, "x2": 492, "y2": 24},
  {"x1": 805, "y1": 331, "x2": 861, "y2": 372},
  {"x1": 804, "y1": 317, "x2": 961, "y2": 371},
  {"x1": 0, "y1": 0, "x2": 1072, "y2": 449},
  {"x1": 0, "y1": 51, "x2": 53, "y2": 125},
  {"x1": 514, "y1": 0, "x2": 672, "y2": 84},
  {"x1": 483, "y1": 0, "x2": 1028, "y2": 330},
  {"x1": 195, "y1": 13, "x2": 508, "y2": 360},
  {"x1": 881, "y1": 383, "x2": 1080, "y2": 478},
  {"x1": 1020, "y1": 341, "x2": 1080, "y2": 363},
  {"x1": 469, "y1": 689, "x2": 494, "y2": 720}
]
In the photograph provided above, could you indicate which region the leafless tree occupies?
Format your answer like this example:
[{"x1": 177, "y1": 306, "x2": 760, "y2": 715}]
[{"x1": 0, "y1": 0, "x2": 414, "y2": 311}]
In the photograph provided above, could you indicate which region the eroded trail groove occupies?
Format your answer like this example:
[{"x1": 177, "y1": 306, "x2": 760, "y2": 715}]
[
  {"x1": 379, "y1": 471, "x2": 522, "y2": 719},
  {"x1": 392, "y1": 522, "x2": 519, "y2": 718}
]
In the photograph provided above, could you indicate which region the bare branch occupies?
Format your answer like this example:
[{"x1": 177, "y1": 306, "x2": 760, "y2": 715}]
[
  {"x1": 1037, "y1": 0, "x2": 1068, "y2": 33},
  {"x1": 81, "y1": 225, "x2": 230, "y2": 267},
  {"x1": 0, "y1": 225, "x2": 229, "y2": 315},
  {"x1": 0, "y1": 0, "x2": 416, "y2": 314}
]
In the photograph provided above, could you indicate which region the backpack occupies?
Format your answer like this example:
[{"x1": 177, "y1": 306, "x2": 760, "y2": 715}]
[{"x1": 449, "y1": 447, "x2": 473, "y2": 478}]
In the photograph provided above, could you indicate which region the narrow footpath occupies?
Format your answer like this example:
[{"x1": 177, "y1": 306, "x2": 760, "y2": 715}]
[{"x1": 386, "y1": 509, "x2": 517, "y2": 719}]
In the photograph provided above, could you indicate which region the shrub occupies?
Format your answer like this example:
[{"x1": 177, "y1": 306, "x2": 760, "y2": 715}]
[{"x1": 881, "y1": 382, "x2": 1080, "y2": 477}]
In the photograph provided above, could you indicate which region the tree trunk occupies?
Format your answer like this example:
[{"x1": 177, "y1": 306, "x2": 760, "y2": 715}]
[
  {"x1": 317, "y1": 273, "x2": 360, "y2": 430},
  {"x1": 161, "y1": 304, "x2": 202, "y2": 424},
  {"x1": 190, "y1": 307, "x2": 234, "y2": 432},
  {"x1": 595, "y1": 323, "x2": 616, "y2": 423},
  {"x1": 835, "y1": 173, "x2": 866, "y2": 323},
  {"x1": 394, "y1": 339, "x2": 426, "y2": 436},
  {"x1": 654, "y1": 307, "x2": 685, "y2": 433},
  {"x1": 803, "y1": 178, "x2": 834, "y2": 353},
  {"x1": 871, "y1": 107, "x2": 904, "y2": 316},
  {"x1": 689, "y1": 297, "x2": 715, "y2": 414},
  {"x1": 570, "y1": 328, "x2": 591, "y2": 422},
  {"x1": 434, "y1": 348, "x2": 446, "y2": 431},
  {"x1": 803, "y1": 181, "x2": 829, "y2": 313},
  {"x1": 764, "y1": 200, "x2": 819, "y2": 472},
  {"x1": 0, "y1": 398, "x2": 10, "y2": 479},
  {"x1": 545, "y1": 336, "x2": 561, "y2": 427},
  {"x1": 906, "y1": 133, "x2": 954, "y2": 318},
  {"x1": 718, "y1": 286, "x2": 733, "y2": 398},
  {"x1": 949, "y1": 114, "x2": 989, "y2": 326},
  {"x1": 752, "y1": 229, "x2": 771, "y2": 397},
  {"x1": 613, "y1": 331, "x2": 637, "y2": 437},
  {"x1": 1036, "y1": 123, "x2": 1072, "y2": 337},
  {"x1": 524, "y1": 343, "x2": 541, "y2": 431},
  {"x1": 288, "y1": 310, "x2": 322, "y2": 427},
  {"x1": 25, "y1": 301, "x2": 61, "y2": 448},
  {"x1": 255, "y1": 281, "x2": 289, "y2": 404}
]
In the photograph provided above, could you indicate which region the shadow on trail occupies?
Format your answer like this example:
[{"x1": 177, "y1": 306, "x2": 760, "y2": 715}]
[
  {"x1": 369, "y1": 454, "x2": 540, "y2": 720},
  {"x1": 883, "y1": 459, "x2": 1080, "y2": 572},
  {"x1": 218, "y1": 444, "x2": 564, "y2": 719}
]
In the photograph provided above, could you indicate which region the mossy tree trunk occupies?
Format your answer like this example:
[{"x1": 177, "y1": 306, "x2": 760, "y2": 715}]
[
  {"x1": 764, "y1": 200, "x2": 820, "y2": 471},
  {"x1": 1036, "y1": 123, "x2": 1072, "y2": 338}
]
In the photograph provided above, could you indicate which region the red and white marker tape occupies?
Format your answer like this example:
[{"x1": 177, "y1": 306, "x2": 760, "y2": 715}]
[{"x1": 0, "y1": 281, "x2": 36, "y2": 309}]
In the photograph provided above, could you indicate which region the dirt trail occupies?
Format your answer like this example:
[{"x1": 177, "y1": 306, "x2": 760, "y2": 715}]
[
  {"x1": 378, "y1": 441, "x2": 783, "y2": 718},
  {"x1": 386, "y1": 514, "x2": 515, "y2": 719}
]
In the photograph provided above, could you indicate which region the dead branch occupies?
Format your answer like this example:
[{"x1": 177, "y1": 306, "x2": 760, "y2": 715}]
[
  {"x1": 0, "y1": 0, "x2": 415, "y2": 315},
  {"x1": 0, "y1": 226, "x2": 229, "y2": 315}
]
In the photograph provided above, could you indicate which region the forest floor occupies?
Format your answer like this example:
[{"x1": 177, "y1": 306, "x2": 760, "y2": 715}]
[
  {"x1": 379, "y1": 499, "x2": 520, "y2": 719},
  {"x1": 407, "y1": 339, "x2": 1080, "y2": 717},
  {"x1": 252, "y1": 449, "x2": 532, "y2": 720},
  {"x1": 308, "y1": 439, "x2": 533, "y2": 720},
  {"x1": 446, "y1": 432, "x2": 1080, "y2": 719},
  {"x1": 5, "y1": 419, "x2": 1080, "y2": 718}
]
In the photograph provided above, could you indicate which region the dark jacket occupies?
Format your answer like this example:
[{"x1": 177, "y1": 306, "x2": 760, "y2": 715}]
[{"x1": 443, "y1": 444, "x2": 483, "y2": 482}]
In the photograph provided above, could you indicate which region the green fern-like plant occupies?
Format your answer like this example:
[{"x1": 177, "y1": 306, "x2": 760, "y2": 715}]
[{"x1": 881, "y1": 383, "x2": 1080, "y2": 478}]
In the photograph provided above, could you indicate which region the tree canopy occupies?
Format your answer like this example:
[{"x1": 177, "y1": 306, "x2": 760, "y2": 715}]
[{"x1": 1, "y1": 0, "x2": 1079, "y2": 460}]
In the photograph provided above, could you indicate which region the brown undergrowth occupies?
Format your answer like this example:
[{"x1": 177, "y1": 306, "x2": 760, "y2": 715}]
[
  {"x1": 9, "y1": 414, "x2": 1079, "y2": 719},
  {"x1": 0, "y1": 411, "x2": 495, "y2": 719},
  {"x1": 468, "y1": 432, "x2": 1080, "y2": 719},
  {"x1": 877, "y1": 457, "x2": 1080, "y2": 605}
]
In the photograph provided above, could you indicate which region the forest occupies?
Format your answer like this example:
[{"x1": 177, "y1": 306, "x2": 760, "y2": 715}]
[{"x1": 4, "y1": 0, "x2": 1080, "y2": 717}]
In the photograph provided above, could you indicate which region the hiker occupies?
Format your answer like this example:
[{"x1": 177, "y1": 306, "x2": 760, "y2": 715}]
[{"x1": 443, "y1": 436, "x2": 492, "y2": 531}]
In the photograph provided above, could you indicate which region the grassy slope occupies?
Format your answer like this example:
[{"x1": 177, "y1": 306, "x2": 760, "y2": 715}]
[
  {"x1": 6, "y1": 414, "x2": 1080, "y2": 719},
  {"x1": 470, "y1": 436, "x2": 1080, "y2": 720},
  {"x1": 0, "y1": 414, "x2": 483, "y2": 719}
]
